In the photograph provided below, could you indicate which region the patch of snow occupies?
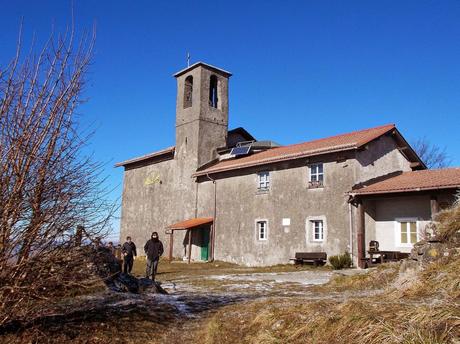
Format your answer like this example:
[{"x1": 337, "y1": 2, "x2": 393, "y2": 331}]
[{"x1": 207, "y1": 270, "x2": 332, "y2": 285}]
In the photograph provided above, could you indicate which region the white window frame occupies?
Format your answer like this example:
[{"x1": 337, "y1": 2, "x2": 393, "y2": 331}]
[
  {"x1": 395, "y1": 218, "x2": 419, "y2": 247},
  {"x1": 306, "y1": 216, "x2": 327, "y2": 244},
  {"x1": 308, "y1": 163, "x2": 324, "y2": 188},
  {"x1": 256, "y1": 219, "x2": 268, "y2": 241},
  {"x1": 257, "y1": 171, "x2": 270, "y2": 190},
  {"x1": 311, "y1": 220, "x2": 324, "y2": 242}
]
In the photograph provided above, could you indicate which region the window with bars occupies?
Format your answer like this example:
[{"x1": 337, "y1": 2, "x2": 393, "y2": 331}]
[
  {"x1": 257, "y1": 172, "x2": 270, "y2": 190},
  {"x1": 309, "y1": 163, "x2": 324, "y2": 188},
  {"x1": 257, "y1": 221, "x2": 268, "y2": 240},
  {"x1": 399, "y1": 220, "x2": 418, "y2": 245},
  {"x1": 311, "y1": 220, "x2": 324, "y2": 241}
]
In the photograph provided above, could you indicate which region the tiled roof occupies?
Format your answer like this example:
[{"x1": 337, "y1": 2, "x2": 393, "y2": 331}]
[
  {"x1": 167, "y1": 217, "x2": 213, "y2": 230},
  {"x1": 194, "y1": 124, "x2": 396, "y2": 176},
  {"x1": 351, "y1": 168, "x2": 460, "y2": 195},
  {"x1": 115, "y1": 146, "x2": 175, "y2": 167}
]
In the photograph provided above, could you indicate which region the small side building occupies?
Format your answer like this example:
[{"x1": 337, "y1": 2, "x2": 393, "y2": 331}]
[{"x1": 349, "y1": 168, "x2": 460, "y2": 267}]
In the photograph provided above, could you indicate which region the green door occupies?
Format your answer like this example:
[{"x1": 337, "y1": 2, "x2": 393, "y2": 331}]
[{"x1": 200, "y1": 227, "x2": 210, "y2": 261}]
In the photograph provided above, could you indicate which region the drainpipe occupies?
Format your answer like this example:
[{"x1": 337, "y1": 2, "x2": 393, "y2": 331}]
[{"x1": 206, "y1": 173, "x2": 217, "y2": 262}]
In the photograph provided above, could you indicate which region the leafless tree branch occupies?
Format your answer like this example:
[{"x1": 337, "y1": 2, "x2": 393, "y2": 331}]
[
  {"x1": 0, "y1": 21, "x2": 116, "y2": 327},
  {"x1": 413, "y1": 137, "x2": 451, "y2": 169}
]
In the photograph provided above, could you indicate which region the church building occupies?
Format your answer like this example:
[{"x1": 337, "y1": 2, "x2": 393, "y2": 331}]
[{"x1": 116, "y1": 62, "x2": 460, "y2": 267}]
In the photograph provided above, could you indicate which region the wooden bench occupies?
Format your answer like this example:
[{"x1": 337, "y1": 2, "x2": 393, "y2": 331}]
[{"x1": 290, "y1": 252, "x2": 327, "y2": 266}]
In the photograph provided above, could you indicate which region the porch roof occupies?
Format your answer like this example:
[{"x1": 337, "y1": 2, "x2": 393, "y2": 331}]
[
  {"x1": 167, "y1": 217, "x2": 213, "y2": 230},
  {"x1": 350, "y1": 168, "x2": 460, "y2": 196}
]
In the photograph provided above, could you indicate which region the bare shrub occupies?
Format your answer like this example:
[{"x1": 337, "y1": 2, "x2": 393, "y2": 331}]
[{"x1": 0, "y1": 22, "x2": 116, "y2": 327}]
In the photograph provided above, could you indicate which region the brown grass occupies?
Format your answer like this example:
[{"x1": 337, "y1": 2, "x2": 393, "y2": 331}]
[
  {"x1": 320, "y1": 262, "x2": 400, "y2": 292},
  {"x1": 198, "y1": 279, "x2": 459, "y2": 344},
  {"x1": 433, "y1": 200, "x2": 460, "y2": 242}
]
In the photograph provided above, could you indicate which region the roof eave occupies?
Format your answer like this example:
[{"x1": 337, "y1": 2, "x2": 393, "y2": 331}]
[
  {"x1": 391, "y1": 128, "x2": 427, "y2": 170},
  {"x1": 350, "y1": 184, "x2": 460, "y2": 197},
  {"x1": 193, "y1": 145, "x2": 357, "y2": 177},
  {"x1": 115, "y1": 147, "x2": 175, "y2": 168}
]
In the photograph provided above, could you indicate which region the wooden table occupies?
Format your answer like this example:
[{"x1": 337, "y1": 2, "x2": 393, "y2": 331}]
[{"x1": 367, "y1": 250, "x2": 409, "y2": 265}]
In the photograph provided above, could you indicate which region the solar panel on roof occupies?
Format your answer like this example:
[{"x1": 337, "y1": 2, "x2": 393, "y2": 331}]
[{"x1": 230, "y1": 146, "x2": 251, "y2": 156}]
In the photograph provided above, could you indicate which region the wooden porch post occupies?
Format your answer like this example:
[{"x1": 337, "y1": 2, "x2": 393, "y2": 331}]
[
  {"x1": 356, "y1": 200, "x2": 366, "y2": 268},
  {"x1": 187, "y1": 229, "x2": 192, "y2": 264},
  {"x1": 169, "y1": 230, "x2": 174, "y2": 262},
  {"x1": 430, "y1": 196, "x2": 439, "y2": 220}
]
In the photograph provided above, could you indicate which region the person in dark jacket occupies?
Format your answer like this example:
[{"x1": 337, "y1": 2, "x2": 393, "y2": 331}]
[
  {"x1": 122, "y1": 236, "x2": 137, "y2": 274},
  {"x1": 144, "y1": 232, "x2": 164, "y2": 281}
]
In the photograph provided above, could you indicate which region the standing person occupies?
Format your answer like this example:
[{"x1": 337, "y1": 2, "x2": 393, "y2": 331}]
[
  {"x1": 114, "y1": 244, "x2": 123, "y2": 270},
  {"x1": 144, "y1": 232, "x2": 164, "y2": 281},
  {"x1": 107, "y1": 241, "x2": 115, "y2": 255},
  {"x1": 122, "y1": 236, "x2": 137, "y2": 274}
]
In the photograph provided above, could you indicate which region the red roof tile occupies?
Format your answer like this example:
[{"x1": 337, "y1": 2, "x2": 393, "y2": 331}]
[
  {"x1": 195, "y1": 124, "x2": 396, "y2": 176},
  {"x1": 351, "y1": 168, "x2": 460, "y2": 195},
  {"x1": 167, "y1": 217, "x2": 213, "y2": 230}
]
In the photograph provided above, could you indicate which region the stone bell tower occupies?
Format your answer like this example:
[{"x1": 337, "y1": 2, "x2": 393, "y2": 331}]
[{"x1": 174, "y1": 62, "x2": 231, "y2": 168}]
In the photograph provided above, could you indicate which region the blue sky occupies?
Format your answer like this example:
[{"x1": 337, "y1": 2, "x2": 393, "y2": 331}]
[{"x1": 1, "y1": 1, "x2": 459, "y2": 240}]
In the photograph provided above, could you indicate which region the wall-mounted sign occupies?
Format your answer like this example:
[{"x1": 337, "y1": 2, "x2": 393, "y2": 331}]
[
  {"x1": 144, "y1": 172, "x2": 161, "y2": 186},
  {"x1": 282, "y1": 218, "x2": 291, "y2": 226}
]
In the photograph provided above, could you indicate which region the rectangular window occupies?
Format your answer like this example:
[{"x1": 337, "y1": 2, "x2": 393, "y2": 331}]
[
  {"x1": 399, "y1": 221, "x2": 417, "y2": 245},
  {"x1": 309, "y1": 164, "x2": 324, "y2": 188},
  {"x1": 311, "y1": 220, "x2": 324, "y2": 241},
  {"x1": 257, "y1": 172, "x2": 270, "y2": 190},
  {"x1": 257, "y1": 220, "x2": 268, "y2": 240}
]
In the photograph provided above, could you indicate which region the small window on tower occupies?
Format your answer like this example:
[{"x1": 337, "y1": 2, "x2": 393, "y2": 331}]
[
  {"x1": 184, "y1": 75, "x2": 193, "y2": 108},
  {"x1": 209, "y1": 75, "x2": 218, "y2": 108}
]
